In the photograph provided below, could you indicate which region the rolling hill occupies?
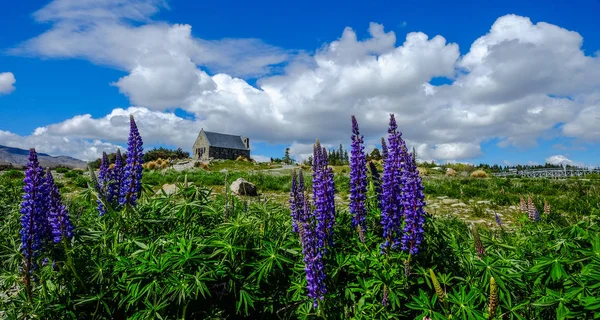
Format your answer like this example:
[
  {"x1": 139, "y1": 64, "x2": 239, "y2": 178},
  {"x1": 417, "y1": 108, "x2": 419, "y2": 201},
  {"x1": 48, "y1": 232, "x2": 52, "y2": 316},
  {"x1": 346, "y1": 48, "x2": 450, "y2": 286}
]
[{"x1": 0, "y1": 145, "x2": 87, "y2": 169}]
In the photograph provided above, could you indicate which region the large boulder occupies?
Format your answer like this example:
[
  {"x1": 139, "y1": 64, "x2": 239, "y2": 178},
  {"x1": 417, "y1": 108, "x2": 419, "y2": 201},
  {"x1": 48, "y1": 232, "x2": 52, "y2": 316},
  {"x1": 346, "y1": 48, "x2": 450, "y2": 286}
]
[{"x1": 230, "y1": 178, "x2": 258, "y2": 196}]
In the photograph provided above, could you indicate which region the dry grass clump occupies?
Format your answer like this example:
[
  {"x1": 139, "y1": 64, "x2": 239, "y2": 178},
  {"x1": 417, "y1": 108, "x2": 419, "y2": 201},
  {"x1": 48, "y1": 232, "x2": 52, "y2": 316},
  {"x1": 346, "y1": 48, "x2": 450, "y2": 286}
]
[
  {"x1": 417, "y1": 167, "x2": 428, "y2": 176},
  {"x1": 470, "y1": 170, "x2": 488, "y2": 178},
  {"x1": 446, "y1": 168, "x2": 456, "y2": 176},
  {"x1": 236, "y1": 155, "x2": 249, "y2": 162},
  {"x1": 146, "y1": 162, "x2": 157, "y2": 170}
]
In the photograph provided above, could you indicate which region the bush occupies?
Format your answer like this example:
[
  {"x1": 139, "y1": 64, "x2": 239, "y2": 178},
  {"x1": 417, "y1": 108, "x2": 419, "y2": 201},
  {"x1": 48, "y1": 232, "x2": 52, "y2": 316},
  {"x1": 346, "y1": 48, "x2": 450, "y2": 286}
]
[
  {"x1": 64, "y1": 171, "x2": 78, "y2": 179},
  {"x1": 470, "y1": 170, "x2": 489, "y2": 178},
  {"x1": 3, "y1": 169, "x2": 24, "y2": 180},
  {"x1": 72, "y1": 176, "x2": 90, "y2": 188},
  {"x1": 55, "y1": 167, "x2": 70, "y2": 174}
]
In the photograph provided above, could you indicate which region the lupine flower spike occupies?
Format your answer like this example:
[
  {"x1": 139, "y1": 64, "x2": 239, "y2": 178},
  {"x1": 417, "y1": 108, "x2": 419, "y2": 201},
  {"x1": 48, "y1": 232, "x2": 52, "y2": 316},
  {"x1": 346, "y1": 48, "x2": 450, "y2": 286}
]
[
  {"x1": 349, "y1": 115, "x2": 368, "y2": 240},
  {"x1": 429, "y1": 269, "x2": 445, "y2": 302},
  {"x1": 97, "y1": 152, "x2": 110, "y2": 215},
  {"x1": 46, "y1": 168, "x2": 73, "y2": 243},
  {"x1": 494, "y1": 212, "x2": 503, "y2": 228},
  {"x1": 488, "y1": 277, "x2": 499, "y2": 319},
  {"x1": 380, "y1": 114, "x2": 404, "y2": 254},
  {"x1": 399, "y1": 139, "x2": 426, "y2": 255},
  {"x1": 544, "y1": 200, "x2": 551, "y2": 215},
  {"x1": 382, "y1": 285, "x2": 389, "y2": 306},
  {"x1": 20, "y1": 149, "x2": 49, "y2": 298},
  {"x1": 472, "y1": 224, "x2": 485, "y2": 258},
  {"x1": 520, "y1": 195, "x2": 527, "y2": 213},
  {"x1": 120, "y1": 115, "x2": 144, "y2": 207},
  {"x1": 527, "y1": 196, "x2": 540, "y2": 221},
  {"x1": 380, "y1": 137, "x2": 388, "y2": 161}
]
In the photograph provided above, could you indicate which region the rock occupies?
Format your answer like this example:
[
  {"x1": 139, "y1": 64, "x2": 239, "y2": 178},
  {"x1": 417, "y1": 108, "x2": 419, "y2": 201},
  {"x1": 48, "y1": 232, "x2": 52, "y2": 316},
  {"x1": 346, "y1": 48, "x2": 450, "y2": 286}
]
[
  {"x1": 442, "y1": 198, "x2": 458, "y2": 205},
  {"x1": 468, "y1": 199, "x2": 474, "y2": 203},
  {"x1": 508, "y1": 205, "x2": 519, "y2": 210},
  {"x1": 157, "y1": 184, "x2": 178, "y2": 195},
  {"x1": 230, "y1": 178, "x2": 258, "y2": 196},
  {"x1": 477, "y1": 200, "x2": 491, "y2": 205},
  {"x1": 436, "y1": 196, "x2": 448, "y2": 199},
  {"x1": 451, "y1": 202, "x2": 467, "y2": 207}
]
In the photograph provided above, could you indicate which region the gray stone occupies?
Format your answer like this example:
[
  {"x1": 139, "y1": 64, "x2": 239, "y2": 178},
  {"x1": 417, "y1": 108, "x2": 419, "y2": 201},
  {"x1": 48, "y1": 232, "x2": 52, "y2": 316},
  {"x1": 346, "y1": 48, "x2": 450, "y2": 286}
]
[
  {"x1": 230, "y1": 178, "x2": 258, "y2": 196},
  {"x1": 477, "y1": 200, "x2": 491, "y2": 205},
  {"x1": 436, "y1": 196, "x2": 448, "y2": 199},
  {"x1": 442, "y1": 198, "x2": 458, "y2": 205},
  {"x1": 157, "y1": 184, "x2": 178, "y2": 195},
  {"x1": 451, "y1": 202, "x2": 467, "y2": 207}
]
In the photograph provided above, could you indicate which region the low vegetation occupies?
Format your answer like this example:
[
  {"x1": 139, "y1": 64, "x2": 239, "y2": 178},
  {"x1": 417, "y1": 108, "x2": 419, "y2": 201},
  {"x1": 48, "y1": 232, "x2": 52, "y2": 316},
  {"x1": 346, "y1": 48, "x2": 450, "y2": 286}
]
[{"x1": 1, "y1": 115, "x2": 599, "y2": 319}]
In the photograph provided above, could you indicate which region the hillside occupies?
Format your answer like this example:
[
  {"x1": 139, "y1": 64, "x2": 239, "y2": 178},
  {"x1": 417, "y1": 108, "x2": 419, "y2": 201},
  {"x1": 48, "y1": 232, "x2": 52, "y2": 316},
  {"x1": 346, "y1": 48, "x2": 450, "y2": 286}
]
[{"x1": 0, "y1": 145, "x2": 87, "y2": 169}]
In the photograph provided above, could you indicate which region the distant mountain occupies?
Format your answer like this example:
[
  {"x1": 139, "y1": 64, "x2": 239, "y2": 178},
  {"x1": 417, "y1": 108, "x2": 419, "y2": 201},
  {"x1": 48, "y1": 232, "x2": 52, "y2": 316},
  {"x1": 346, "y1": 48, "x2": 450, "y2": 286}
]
[{"x1": 0, "y1": 145, "x2": 87, "y2": 169}]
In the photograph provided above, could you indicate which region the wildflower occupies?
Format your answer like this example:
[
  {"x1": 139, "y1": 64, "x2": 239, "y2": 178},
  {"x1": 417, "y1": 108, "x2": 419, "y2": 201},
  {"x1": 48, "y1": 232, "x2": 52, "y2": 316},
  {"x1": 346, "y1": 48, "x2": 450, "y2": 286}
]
[
  {"x1": 429, "y1": 269, "x2": 445, "y2": 302},
  {"x1": 519, "y1": 195, "x2": 527, "y2": 213},
  {"x1": 120, "y1": 115, "x2": 144, "y2": 207},
  {"x1": 380, "y1": 137, "x2": 388, "y2": 161},
  {"x1": 494, "y1": 212, "x2": 503, "y2": 227},
  {"x1": 380, "y1": 115, "x2": 404, "y2": 253},
  {"x1": 527, "y1": 196, "x2": 540, "y2": 221},
  {"x1": 110, "y1": 149, "x2": 124, "y2": 203},
  {"x1": 382, "y1": 285, "x2": 389, "y2": 306},
  {"x1": 298, "y1": 195, "x2": 327, "y2": 308},
  {"x1": 289, "y1": 170, "x2": 306, "y2": 233},
  {"x1": 46, "y1": 168, "x2": 73, "y2": 243},
  {"x1": 544, "y1": 200, "x2": 551, "y2": 215},
  {"x1": 472, "y1": 224, "x2": 485, "y2": 258},
  {"x1": 20, "y1": 149, "x2": 49, "y2": 264},
  {"x1": 400, "y1": 143, "x2": 426, "y2": 255},
  {"x1": 312, "y1": 140, "x2": 336, "y2": 249},
  {"x1": 349, "y1": 115, "x2": 368, "y2": 238},
  {"x1": 97, "y1": 152, "x2": 110, "y2": 215},
  {"x1": 489, "y1": 277, "x2": 499, "y2": 319}
]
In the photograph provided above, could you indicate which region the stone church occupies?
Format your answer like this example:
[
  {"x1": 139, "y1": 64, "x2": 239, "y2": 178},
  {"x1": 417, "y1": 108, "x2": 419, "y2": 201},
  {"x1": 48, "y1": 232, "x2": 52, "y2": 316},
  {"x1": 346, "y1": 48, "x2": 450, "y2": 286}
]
[{"x1": 193, "y1": 129, "x2": 250, "y2": 161}]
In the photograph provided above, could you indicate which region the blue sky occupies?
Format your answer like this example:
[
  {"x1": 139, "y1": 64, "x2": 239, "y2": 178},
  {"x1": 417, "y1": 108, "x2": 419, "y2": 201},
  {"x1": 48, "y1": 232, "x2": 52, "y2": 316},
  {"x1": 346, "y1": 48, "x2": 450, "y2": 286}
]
[{"x1": 1, "y1": 0, "x2": 599, "y2": 166}]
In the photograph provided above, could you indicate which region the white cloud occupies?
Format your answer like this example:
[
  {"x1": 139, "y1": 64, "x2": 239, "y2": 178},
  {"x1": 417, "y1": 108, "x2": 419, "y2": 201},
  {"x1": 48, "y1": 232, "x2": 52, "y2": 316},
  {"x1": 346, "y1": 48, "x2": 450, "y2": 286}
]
[
  {"x1": 0, "y1": 72, "x2": 16, "y2": 95},
  {"x1": 6, "y1": 2, "x2": 600, "y2": 162},
  {"x1": 251, "y1": 155, "x2": 271, "y2": 163}
]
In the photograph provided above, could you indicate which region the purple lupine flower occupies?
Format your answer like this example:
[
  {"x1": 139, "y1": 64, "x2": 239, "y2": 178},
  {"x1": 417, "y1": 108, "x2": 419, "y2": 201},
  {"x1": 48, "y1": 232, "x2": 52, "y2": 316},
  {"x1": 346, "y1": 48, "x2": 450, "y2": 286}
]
[
  {"x1": 381, "y1": 137, "x2": 388, "y2": 161},
  {"x1": 290, "y1": 170, "x2": 299, "y2": 232},
  {"x1": 46, "y1": 168, "x2": 73, "y2": 243},
  {"x1": 20, "y1": 149, "x2": 49, "y2": 274},
  {"x1": 382, "y1": 285, "x2": 389, "y2": 306},
  {"x1": 349, "y1": 116, "x2": 368, "y2": 237},
  {"x1": 399, "y1": 141, "x2": 426, "y2": 255},
  {"x1": 299, "y1": 195, "x2": 327, "y2": 308},
  {"x1": 97, "y1": 152, "x2": 110, "y2": 215},
  {"x1": 380, "y1": 115, "x2": 404, "y2": 253},
  {"x1": 494, "y1": 212, "x2": 503, "y2": 227},
  {"x1": 109, "y1": 149, "x2": 124, "y2": 204},
  {"x1": 312, "y1": 140, "x2": 336, "y2": 249},
  {"x1": 527, "y1": 196, "x2": 540, "y2": 221},
  {"x1": 120, "y1": 115, "x2": 144, "y2": 207}
]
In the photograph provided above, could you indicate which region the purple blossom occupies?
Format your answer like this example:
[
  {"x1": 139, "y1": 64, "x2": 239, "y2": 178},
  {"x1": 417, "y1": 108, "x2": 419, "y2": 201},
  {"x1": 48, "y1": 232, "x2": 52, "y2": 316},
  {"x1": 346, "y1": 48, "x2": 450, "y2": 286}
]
[
  {"x1": 97, "y1": 152, "x2": 110, "y2": 215},
  {"x1": 399, "y1": 142, "x2": 426, "y2": 255},
  {"x1": 380, "y1": 115, "x2": 404, "y2": 253},
  {"x1": 290, "y1": 170, "x2": 300, "y2": 232},
  {"x1": 46, "y1": 168, "x2": 73, "y2": 243},
  {"x1": 349, "y1": 115, "x2": 368, "y2": 237},
  {"x1": 494, "y1": 212, "x2": 503, "y2": 227},
  {"x1": 20, "y1": 149, "x2": 49, "y2": 261},
  {"x1": 312, "y1": 140, "x2": 336, "y2": 249},
  {"x1": 110, "y1": 149, "x2": 124, "y2": 203},
  {"x1": 120, "y1": 115, "x2": 144, "y2": 207},
  {"x1": 381, "y1": 137, "x2": 388, "y2": 161},
  {"x1": 299, "y1": 195, "x2": 327, "y2": 308}
]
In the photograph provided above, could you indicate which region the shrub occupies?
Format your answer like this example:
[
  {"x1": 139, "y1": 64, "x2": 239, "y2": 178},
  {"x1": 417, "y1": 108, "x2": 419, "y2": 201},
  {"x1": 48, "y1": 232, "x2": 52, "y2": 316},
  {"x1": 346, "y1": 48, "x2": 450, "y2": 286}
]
[
  {"x1": 55, "y1": 167, "x2": 70, "y2": 174},
  {"x1": 64, "y1": 171, "x2": 78, "y2": 179},
  {"x1": 471, "y1": 170, "x2": 489, "y2": 178},
  {"x1": 3, "y1": 169, "x2": 25, "y2": 180},
  {"x1": 73, "y1": 176, "x2": 90, "y2": 188}
]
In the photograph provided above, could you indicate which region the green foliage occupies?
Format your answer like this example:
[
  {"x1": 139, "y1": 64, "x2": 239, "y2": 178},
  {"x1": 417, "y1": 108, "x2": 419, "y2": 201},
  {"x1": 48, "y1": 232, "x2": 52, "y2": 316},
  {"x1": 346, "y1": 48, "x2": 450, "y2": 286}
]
[
  {"x1": 143, "y1": 147, "x2": 190, "y2": 163},
  {"x1": 1, "y1": 170, "x2": 600, "y2": 319},
  {"x1": 55, "y1": 167, "x2": 71, "y2": 174}
]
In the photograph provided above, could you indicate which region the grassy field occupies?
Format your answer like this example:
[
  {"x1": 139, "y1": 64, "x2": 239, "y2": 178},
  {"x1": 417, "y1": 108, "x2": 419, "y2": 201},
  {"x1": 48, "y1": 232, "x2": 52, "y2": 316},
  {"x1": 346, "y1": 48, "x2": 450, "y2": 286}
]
[{"x1": 1, "y1": 163, "x2": 600, "y2": 319}]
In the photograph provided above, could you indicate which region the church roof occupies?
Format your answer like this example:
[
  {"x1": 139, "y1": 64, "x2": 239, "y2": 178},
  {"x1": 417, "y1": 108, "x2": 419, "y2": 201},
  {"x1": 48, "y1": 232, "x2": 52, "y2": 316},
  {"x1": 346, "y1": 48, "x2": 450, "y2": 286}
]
[{"x1": 203, "y1": 130, "x2": 249, "y2": 150}]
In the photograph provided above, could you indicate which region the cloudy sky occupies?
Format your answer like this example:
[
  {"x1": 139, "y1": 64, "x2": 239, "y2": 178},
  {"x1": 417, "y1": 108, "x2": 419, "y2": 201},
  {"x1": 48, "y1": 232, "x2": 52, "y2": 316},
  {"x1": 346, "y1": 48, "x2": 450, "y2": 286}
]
[{"x1": 1, "y1": 0, "x2": 599, "y2": 166}]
